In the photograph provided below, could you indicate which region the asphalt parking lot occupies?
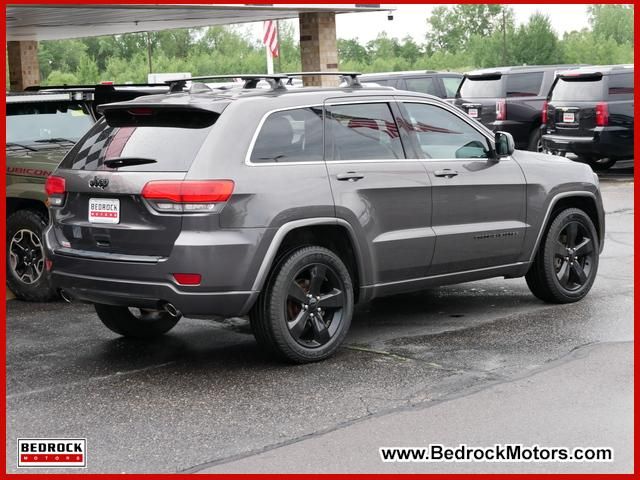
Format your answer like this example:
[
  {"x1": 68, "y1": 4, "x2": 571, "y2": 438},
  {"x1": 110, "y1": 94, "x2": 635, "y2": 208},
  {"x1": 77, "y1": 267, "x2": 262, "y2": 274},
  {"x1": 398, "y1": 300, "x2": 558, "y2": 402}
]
[{"x1": 6, "y1": 163, "x2": 633, "y2": 473}]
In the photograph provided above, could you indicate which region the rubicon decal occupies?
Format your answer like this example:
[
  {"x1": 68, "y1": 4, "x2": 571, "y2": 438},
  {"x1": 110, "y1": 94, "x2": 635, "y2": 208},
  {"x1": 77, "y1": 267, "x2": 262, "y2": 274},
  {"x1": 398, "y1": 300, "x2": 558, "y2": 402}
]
[{"x1": 18, "y1": 438, "x2": 87, "y2": 468}]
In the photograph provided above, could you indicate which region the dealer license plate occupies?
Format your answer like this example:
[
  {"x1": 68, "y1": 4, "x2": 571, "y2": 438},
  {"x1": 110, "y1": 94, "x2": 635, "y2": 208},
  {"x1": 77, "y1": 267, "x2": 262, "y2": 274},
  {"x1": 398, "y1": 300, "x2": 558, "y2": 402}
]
[{"x1": 89, "y1": 198, "x2": 120, "y2": 224}]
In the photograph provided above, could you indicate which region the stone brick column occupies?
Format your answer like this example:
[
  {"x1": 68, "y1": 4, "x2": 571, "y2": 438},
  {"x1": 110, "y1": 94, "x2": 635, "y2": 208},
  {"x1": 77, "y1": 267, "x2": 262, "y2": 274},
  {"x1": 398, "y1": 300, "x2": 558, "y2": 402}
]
[
  {"x1": 8, "y1": 41, "x2": 40, "y2": 91},
  {"x1": 299, "y1": 12, "x2": 339, "y2": 87}
]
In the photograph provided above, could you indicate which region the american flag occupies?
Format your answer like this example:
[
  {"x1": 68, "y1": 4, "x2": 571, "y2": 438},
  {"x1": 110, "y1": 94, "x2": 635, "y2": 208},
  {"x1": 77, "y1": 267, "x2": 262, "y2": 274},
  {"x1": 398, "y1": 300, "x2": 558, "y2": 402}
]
[{"x1": 263, "y1": 20, "x2": 279, "y2": 58}]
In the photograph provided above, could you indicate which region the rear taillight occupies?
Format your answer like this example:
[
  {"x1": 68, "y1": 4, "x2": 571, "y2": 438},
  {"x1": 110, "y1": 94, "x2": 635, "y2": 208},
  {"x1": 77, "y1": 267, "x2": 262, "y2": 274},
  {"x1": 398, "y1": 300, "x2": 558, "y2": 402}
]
[
  {"x1": 496, "y1": 99, "x2": 507, "y2": 121},
  {"x1": 595, "y1": 102, "x2": 609, "y2": 127},
  {"x1": 141, "y1": 180, "x2": 234, "y2": 213},
  {"x1": 541, "y1": 100, "x2": 548, "y2": 124},
  {"x1": 45, "y1": 175, "x2": 66, "y2": 206}
]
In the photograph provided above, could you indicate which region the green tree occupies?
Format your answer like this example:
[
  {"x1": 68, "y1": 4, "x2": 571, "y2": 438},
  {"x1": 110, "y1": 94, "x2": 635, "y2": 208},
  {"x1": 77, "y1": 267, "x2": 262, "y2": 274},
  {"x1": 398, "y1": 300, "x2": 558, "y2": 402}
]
[
  {"x1": 588, "y1": 4, "x2": 634, "y2": 45},
  {"x1": 426, "y1": 4, "x2": 513, "y2": 54},
  {"x1": 512, "y1": 13, "x2": 562, "y2": 65},
  {"x1": 76, "y1": 56, "x2": 100, "y2": 83},
  {"x1": 338, "y1": 39, "x2": 369, "y2": 65},
  {"x1": 45, "y1": 70, "x2": 79, "y2": 85},
  {"x1": 561, "y1": 29, "x2": 633, "y2": 65}
]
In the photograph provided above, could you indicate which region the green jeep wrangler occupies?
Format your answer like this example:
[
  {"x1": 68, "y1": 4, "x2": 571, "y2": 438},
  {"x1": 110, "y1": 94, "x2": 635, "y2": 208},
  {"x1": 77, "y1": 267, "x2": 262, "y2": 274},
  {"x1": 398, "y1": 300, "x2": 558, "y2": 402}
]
[
  {"x1": 6, "y1": 84, "x2": 169, "y2": 301},
  {"x1": 7, "y1": 90, "x2": 95, "y2": 301}
]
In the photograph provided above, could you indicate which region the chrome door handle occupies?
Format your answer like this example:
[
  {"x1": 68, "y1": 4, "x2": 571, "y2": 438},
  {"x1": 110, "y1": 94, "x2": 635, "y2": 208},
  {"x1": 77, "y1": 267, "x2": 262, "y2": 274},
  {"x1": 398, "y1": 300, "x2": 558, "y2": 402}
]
[
  {"x1": 336, "y1": 172, "x2": 365, "y2": 182},
  {"x1": 433, "y1": 169, "x2": 459, "y2": 178}
]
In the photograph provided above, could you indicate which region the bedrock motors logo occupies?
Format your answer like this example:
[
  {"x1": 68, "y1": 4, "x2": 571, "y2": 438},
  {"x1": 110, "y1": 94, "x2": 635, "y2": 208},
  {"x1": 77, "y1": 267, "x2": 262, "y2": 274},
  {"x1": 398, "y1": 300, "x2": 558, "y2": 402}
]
[{"x1": 18, "y1": 439, "x2": 86, "y2": 468}]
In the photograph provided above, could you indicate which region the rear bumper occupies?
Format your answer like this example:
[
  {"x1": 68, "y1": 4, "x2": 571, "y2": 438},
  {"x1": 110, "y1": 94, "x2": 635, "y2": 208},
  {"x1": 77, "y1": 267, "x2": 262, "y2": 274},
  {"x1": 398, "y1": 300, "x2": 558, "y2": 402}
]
[
  {"x1": 44, "y1": 224, "x2": 269, "y2": 317},
  {"x1": 52, "y1": 270, "x2": 257, "y2": 317},
  {"x1": 542, "y1": 129, "x2": 633, "y2": 159}
]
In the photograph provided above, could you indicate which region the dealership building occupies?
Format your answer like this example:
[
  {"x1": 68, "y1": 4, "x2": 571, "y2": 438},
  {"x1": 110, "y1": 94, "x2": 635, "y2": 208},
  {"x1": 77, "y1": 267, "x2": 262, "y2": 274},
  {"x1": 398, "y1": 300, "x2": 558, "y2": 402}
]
[{"x1": 6, "y1": 4, "x2": 381, "y2": 90}]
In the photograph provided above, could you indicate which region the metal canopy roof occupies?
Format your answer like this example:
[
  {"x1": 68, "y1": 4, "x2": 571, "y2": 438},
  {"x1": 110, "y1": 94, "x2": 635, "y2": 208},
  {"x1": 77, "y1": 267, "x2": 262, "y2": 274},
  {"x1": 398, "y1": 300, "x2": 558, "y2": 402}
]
[{"x1": 6, "y1": 4, "x2": 383, "y2": 41}]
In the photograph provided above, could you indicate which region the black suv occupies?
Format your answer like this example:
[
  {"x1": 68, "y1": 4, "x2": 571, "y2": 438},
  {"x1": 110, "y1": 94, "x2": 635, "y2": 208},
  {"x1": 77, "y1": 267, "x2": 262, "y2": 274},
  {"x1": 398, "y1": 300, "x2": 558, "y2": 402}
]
[
  {"x1": 541, "y1": 65, "x2": 634, "y2": 170},
  {"x1": 455, "y1": 65, "x2": 585, "y2": 151},
  {"x1": 359, "y1": 70, "x2": 463, "y2": 100}
]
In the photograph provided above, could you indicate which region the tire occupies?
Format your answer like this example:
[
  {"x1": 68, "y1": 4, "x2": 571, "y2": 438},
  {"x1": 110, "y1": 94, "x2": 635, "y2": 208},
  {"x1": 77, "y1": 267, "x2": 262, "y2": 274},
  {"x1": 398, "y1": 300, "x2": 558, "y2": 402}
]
[
  {"x1": 588, "y1": 157, "x2": 617, "y2": 171},
  {"x1": 528, "y1": 128, "x2": 543, "y2": 152},
  {"x1": 94, "y1": 304, "x2": 180, "y2": 338},
  {"x1": 526, "y1": 208, "x2": 599, "y2": 303},
  {"x1": 250, "y1": 246, "x2": 354, "y2": 363},
  {"x1": 6, "y1": 209, "x2": 57, "y2": 302}
]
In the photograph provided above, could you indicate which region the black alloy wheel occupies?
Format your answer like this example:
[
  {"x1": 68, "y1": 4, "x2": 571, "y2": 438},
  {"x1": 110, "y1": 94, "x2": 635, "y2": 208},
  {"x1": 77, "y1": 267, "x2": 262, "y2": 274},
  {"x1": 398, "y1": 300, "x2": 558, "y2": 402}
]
[
  {"x1": 285, "y1": 263, "x2": 346, "y2": 348},
  {"x1": 552, "y1": 221, "x2": 595, "y2": 291},
  {"x1": 526, "y1": 207, "x2": 599, "y2": 303},
  {"x1": 250, "y1": 246, "x2": 354, "y2": 363}
]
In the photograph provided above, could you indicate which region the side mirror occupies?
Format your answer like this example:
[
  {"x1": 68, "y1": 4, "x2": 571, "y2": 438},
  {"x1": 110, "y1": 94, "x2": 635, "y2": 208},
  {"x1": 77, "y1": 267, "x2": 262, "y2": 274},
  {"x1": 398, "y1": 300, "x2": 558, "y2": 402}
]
[{"x1": 494, "y1": 131, "x2": 515, "y2": 158}]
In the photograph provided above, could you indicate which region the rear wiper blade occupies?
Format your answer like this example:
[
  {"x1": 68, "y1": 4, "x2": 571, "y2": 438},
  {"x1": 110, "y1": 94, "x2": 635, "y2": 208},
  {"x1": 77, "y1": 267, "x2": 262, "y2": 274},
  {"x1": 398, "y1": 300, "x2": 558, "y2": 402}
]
[
  {"x1": 103, "y1": 157, "x2": 157, "y2": 169},
  {"x1": 6, "y1": 142, "x2": 38, "y2": 151},
  {"x1": 34, "y1": 137, "x2": 76, "y2": 144}
]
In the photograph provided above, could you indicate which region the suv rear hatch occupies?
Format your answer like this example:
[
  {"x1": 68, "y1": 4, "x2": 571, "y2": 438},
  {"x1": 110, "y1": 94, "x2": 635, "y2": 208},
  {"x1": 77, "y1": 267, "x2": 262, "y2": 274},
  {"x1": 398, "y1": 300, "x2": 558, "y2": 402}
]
[
  {"x1": 545, "y1": 72, "x2": 605, "y2": 137},
  {"x1": 454, "y1": 72, "x2": 504, "y2": 124},
  {"x1": 50, "y1": 102, "x2": 228, "y2": 258}
]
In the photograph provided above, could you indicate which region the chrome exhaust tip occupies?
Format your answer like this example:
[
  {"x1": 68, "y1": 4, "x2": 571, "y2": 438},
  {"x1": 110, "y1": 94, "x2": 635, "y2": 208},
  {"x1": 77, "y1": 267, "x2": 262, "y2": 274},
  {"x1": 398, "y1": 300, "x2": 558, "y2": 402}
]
[
  {"x1": 59, "y1": 290, "x2": 73, "y2": 303},
  {"x1": 163, "y1": 303, "x2": 181, "y2": 318}
]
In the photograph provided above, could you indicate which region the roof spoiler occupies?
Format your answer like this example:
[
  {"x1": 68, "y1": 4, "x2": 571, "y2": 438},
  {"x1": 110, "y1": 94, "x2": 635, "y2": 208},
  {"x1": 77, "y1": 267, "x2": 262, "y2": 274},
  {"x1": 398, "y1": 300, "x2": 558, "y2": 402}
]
[
  {"x1": 465, "y1": 72, "x2": 502, "y2": 80},
  {"x1": 557, "y1": 71, "x2": 604, "y2": 81}
]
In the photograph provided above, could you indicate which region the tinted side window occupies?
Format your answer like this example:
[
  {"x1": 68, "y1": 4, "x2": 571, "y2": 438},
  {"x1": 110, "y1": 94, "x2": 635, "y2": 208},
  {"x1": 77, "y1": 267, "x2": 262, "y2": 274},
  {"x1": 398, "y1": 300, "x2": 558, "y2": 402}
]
[
  {"x1": 250, "y1": 107, "x2": 324, "y2": 163},
  {"x1": 505, "y1": 72, "x2": 544, "y2": 97},
  {"x1": 402, "y1": 103, "x2": 490, "y2": 159},
  {"x1": 608, "y1": 73, "x2": 634, "y2": 99},
  {"x1": 325, "y1": 103, "x2": 404, "y2": 160},
  {"x1": 404, "y1": 77, "x2": 438, "y2": 96},
  {"x1": 442, "y1": 76, "x2": 463, "y2": 98}
]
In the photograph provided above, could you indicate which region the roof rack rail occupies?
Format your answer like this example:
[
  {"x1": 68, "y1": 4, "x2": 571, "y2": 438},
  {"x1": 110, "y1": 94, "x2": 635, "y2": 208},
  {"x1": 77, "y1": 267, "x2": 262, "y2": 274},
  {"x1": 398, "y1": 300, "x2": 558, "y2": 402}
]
[
  {"x1": 165, "y1": 74, "x2": 289, "y2": 92},
  {"x1": 24, "y1": 83, "x2": 169, "y2": 91},
  {"x1": 284, "y1": 71, "x2": 362, "y2": 87}
]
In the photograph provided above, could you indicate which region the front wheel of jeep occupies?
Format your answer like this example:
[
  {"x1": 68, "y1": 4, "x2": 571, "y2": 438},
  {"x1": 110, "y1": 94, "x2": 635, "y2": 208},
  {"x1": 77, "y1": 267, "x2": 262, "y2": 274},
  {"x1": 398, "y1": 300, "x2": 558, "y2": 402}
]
[
  {"x1": 526, "y1": 207, "x2": 599, "y2": 303},
  {"x1": 250, "y1": 246, "x2": 354, "y2": 363},
  {"x1": 94, "y1": 304, "x2": 180, "y2": 338}
]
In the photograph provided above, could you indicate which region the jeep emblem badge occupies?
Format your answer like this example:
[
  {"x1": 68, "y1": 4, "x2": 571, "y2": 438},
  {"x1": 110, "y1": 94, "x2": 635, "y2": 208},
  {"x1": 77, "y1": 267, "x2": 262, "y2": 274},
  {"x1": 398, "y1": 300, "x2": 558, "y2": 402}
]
[{"x1": 89, "y1": 176, "x2": 109, "y2": 189}]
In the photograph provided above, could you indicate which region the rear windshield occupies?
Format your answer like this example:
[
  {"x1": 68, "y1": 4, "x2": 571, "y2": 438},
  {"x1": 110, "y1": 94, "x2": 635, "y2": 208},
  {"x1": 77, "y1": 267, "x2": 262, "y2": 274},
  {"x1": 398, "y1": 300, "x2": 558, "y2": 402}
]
[
  {"x1": 59, "y1": 117, "x2": 215, "y2": 172},
  {"x1": 550, "y1": 77, "x2": 605, "y2": 102},
  {"x1": 459, "y1": 76, "x2": 503, "y2": 98},
  {"x1": 7, "y1": 101, "x2": 93, "y2": 145}
]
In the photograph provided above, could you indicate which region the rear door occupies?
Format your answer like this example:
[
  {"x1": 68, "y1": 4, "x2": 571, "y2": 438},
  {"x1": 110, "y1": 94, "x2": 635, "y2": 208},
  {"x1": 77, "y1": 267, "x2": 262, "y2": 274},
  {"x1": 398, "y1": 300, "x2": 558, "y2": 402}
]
[
  {"x1": 323, "y1": 98, "x2": 435, "y2": 285},
  {"x1": 396, "y1": 98, "x2": 527, "y2": 274},
  {"x1": 454, "y1": 73, "x2": 504, "y2": 124},
  {"x1": 53, "y1": 106, "x2": 224, "y2": 258},
  {"x1": 546, "y1": 73, "x2": 606, "y2": 137}
]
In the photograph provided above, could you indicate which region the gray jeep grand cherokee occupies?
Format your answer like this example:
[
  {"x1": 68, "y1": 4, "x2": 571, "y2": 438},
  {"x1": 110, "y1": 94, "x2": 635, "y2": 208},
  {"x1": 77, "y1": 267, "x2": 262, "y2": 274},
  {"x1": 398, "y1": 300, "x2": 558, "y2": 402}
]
[{"x1": 45, "y1": 73, "x2": 605, "y2": 363}]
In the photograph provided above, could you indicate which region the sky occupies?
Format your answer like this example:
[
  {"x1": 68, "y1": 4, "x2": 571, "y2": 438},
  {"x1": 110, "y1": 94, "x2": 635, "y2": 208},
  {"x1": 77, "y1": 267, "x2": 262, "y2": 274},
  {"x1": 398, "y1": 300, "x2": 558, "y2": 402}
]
[{"x1": 241, "y1": 4, "x2": 590, "y2": 44}]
